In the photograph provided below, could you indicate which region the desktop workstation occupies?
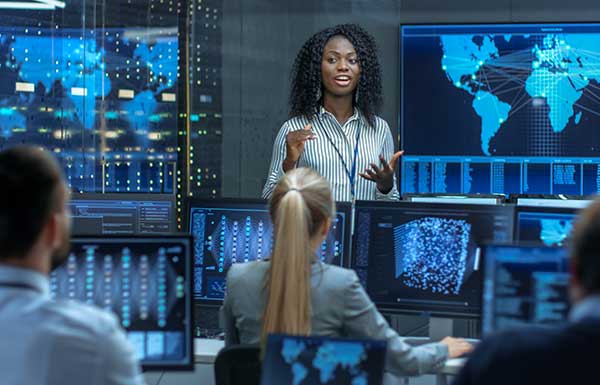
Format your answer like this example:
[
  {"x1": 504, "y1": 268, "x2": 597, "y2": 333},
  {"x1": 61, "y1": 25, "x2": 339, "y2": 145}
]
[{"x1": 2, "y1": 6, "x2": 600, "y2": 385}]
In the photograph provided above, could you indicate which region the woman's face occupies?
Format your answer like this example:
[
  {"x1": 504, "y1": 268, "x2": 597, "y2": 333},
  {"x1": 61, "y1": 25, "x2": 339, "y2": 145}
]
[{"x1": 321, "y1": 36, "x2": 360, "y2": 98}]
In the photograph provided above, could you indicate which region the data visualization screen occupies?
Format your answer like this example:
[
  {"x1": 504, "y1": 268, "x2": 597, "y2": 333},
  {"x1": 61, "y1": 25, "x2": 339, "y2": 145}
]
[
  {"x1": 401, "y1": 23, "x2": 600, "y2": 195},
  {"x1": 482, "y1": 244, "x2": 570, "y2": 335},
  {"x1": 69, "y1": 194, "x2": 176, "y2": 235},
  {"x1": 50, "y1": 236, "x2": 193, "y2": 370},
  {"x1": 515, "y1": 206, "x2": 579, "y2": 246},
  {"x1": 352, "y1": 201, "x2": 515, "y2": 317},
  {"x1": 189, "y1": 199, "x2": 351, "y2": 302}
]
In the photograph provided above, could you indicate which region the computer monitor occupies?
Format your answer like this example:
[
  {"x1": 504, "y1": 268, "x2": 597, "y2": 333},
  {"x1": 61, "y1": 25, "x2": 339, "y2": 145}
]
[
  {"x1": 69, "y1": 193, "x2": 176, "y2": 235},
  {"x1": 401, "y1": 23, "x2": 600, "y2": 196},
  {"x1": 515, "y1": 206, "x2": 580, "y2": 246},
  {"x1": 482, "y1": 244, "x2": 570, "y2": 335},
  {"x1": 351, "y1": 201, "x2": 515, "y2": 319},
  {"x1": 261, "y1": 334, "x2": 387, "y2": 385},
  {"x1": 50, "y1": 236, "x2": 193, "y2": 370},
  {"x1": 188, "y1": 199, "x2": 352, "y2": 303}
]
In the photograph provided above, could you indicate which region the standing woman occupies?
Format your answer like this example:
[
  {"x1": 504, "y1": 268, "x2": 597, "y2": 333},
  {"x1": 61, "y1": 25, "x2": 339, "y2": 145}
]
[
  {"x1": 224, "y1": 168, "x2": 472, "y2": 381},
  {"x1": 262, "y1": 24, "x2": 402, "y2": 202}
]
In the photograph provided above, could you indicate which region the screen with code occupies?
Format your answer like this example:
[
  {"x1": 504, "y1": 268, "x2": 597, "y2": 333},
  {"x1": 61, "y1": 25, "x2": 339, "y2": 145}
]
[
  {"x1": 69, "y1": 194, "x2": 176, "y2": 235},
  {"x1": 482, "y1": 244, "x2": 570, "y2": 335}
]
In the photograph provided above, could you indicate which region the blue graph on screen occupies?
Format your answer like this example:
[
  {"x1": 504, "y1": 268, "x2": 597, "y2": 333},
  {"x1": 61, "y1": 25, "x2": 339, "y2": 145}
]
[
  {"x1": 0, "y1": 26, "x2": 178, "y2": 192},
  {"x1": 401, "y1": 24, "x2": 600, "y2": 196}
]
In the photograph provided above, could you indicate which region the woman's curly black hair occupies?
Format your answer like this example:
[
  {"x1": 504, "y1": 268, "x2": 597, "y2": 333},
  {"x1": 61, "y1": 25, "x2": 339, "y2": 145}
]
[{"x1": 289, "y1": 24, "x2": 383, "y2": 127}]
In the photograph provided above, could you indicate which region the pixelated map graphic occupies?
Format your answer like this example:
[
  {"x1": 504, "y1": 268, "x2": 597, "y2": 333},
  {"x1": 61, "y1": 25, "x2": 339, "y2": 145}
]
[
  {"x1": 540, "y1": 218, "x2": 573, "y2": 246},
  {"x1": 440, "y1": 33, "x2": 600, "y2": 155},
  {"x1": 393, "y1": 217, "x2": 477, "y2": 295},
  {"x1": 281, "y1": 339, "x2": 368, "y2": 385}
]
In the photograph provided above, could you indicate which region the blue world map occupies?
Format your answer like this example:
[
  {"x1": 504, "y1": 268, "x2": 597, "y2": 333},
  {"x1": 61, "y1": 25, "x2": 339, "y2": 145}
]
[
  {"x1": 281, "y1": 339, "x2": 368, "y2": 385},
  {"x1": 440, "y1": 33, "x2": 600, "y2": 155}
]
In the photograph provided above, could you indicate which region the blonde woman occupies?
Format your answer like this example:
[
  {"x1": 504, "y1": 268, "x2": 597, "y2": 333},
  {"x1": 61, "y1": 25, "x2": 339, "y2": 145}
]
[{"x1": 222, "y1": 168, "x2": 472, "y2": 380}]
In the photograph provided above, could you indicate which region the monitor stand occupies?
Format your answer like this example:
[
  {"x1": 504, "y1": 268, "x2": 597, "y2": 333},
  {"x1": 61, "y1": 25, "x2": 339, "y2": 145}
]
[{"x1": 429, "y1": 317, "x2": 454, "y2": 341}]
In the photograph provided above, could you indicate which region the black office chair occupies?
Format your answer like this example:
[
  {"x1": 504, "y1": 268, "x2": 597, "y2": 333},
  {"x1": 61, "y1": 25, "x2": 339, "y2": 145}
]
[{"x1": 214, "y1": 344, "x2": 261, "y2": 385}]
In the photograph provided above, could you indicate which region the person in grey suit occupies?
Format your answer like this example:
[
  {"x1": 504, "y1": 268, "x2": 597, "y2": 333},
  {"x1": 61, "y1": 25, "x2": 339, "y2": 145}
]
[{"x1": 221, "y1": 167, "x2": 472, "y2": 381}]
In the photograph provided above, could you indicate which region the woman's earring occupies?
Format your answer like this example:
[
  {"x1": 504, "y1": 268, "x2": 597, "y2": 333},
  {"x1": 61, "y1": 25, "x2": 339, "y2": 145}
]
[
  {"x1": 354, "y1": 88, "x2": 359, "y2": 104},
  {"x1": 316, "y1": 87, "x2": 322, "y2": 102}
]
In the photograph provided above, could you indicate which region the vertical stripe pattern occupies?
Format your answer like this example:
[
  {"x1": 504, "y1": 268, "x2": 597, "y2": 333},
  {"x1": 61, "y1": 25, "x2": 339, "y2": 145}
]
[{"x1": 262, "y1": 107, "x2": 400, "y2": 202}]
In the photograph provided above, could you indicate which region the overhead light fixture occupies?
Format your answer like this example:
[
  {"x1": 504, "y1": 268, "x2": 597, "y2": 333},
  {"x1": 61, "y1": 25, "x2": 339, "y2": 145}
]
[{"x1": 0, "y1": 0, "x2": 65, "y2": 10}]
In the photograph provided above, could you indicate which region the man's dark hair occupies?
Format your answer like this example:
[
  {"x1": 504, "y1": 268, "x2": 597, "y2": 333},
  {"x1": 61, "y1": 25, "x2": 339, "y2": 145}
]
[
  {"x1": 0, "y1": 146, "x2": 65, "y2": 259},
  {"x1": 289, "y1": 24, "x2": 383, "y2": 127},
  {"x1": 570, "y1": 199, "x2": 600, "y2": 292}
]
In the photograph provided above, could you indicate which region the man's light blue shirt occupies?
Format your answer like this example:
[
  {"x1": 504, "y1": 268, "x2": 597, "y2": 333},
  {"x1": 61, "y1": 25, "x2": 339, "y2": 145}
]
[{"x1": 0, "y1": 264, "x2": 146, "y2": 385}]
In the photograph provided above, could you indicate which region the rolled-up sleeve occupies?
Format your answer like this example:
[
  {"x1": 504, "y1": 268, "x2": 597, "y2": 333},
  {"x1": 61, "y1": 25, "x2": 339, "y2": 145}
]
[
  {"x1": 341, "y1": 270, "x2": 447, "y2": 377},
  {"x1": 261, "y1": 122, "x2": 292, "y2": 199},
  {"x1": 101, "y1": 318, "x2": 147, "y2": 385}
]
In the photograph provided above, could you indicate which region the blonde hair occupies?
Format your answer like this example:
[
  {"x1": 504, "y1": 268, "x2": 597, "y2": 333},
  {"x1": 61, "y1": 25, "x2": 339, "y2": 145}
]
[{"x1": 261, "y1": 168, "x2": 335, "y2": 340}]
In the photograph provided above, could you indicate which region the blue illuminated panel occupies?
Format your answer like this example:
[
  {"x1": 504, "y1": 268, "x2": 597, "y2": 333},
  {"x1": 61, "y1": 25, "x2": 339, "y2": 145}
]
[
  {"x1": 0, "y1": 26, "x2": 178, "y2": 193},
  {"x1": 189, "y1": 201, "x2": 350, "y2": 302},
  {"x1": 482, "y1": 244, "x2": 570, "y2": 335},
  {"x1": 50, "y1": 237, "x2": 192, "y2": 369},
  {"x1": 401, "y1": 23, "x2": 600, "y2": 195}
]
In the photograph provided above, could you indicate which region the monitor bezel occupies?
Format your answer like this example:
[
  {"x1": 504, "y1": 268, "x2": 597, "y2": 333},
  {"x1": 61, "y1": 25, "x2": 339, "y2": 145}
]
[
  {"x1": 350, "y1": 200, "x2": 517, "y2": 318},
  {"x1": 69, "y1": 234, "x2": 195, "y2": 371},
  {"x1": 69, "y1": 193, "x2": 178, "y2": 235}
]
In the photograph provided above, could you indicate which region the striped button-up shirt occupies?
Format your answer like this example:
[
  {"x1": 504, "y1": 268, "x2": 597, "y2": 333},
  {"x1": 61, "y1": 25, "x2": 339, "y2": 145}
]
[{"x1": 262, "y1": 107, "x2": 400, "y2": 202}]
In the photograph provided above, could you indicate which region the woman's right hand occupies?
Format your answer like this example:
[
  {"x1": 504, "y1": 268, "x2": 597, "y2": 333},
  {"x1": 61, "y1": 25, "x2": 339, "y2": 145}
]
[
  {"x1": 283, "y1": 124, "x2": 316, "y2": 172},
  {"x1": 440, "y1": 337, "x2": 474, "y2": 358}
]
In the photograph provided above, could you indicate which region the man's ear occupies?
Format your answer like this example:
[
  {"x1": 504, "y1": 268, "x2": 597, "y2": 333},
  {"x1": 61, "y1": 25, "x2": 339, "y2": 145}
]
[{"x1": 44, "y1": 213, "x2": 61, "y2": 250}]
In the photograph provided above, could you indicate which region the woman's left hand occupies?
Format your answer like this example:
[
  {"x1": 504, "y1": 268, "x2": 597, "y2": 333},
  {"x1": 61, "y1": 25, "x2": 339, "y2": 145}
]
[{"x1": 359, "y1": 151, "x2": 404, "y2": 194}]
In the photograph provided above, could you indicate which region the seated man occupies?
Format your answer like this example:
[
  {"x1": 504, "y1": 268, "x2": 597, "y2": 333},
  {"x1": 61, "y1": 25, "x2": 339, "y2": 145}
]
[
  {"x1": 0, "y1": 146, "x2": 145, "y2": 385},
  {"x1": 452, "y1": 199, "x2": 600, "y2": 385}
]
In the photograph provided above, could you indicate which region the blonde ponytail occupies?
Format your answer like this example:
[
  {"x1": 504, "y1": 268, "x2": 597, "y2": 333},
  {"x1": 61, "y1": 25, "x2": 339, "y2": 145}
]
[{"x1": 261, "y1": 168, "x2": 334, "y2": 341}]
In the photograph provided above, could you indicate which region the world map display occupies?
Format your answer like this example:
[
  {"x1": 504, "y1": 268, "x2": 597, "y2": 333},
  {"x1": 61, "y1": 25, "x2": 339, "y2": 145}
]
[
  {"x1": 403, "y1": 24, "x2": 600, "y2": 158},
  {"x1": 261, "y1": 335, "x2": 386, "y2": 385},
  {"x1": 440, "y1": 33, "x2": 597, "y2": 156},
  {"x1": 282, "y1": 339, "x2": 367, "y2": 385}
]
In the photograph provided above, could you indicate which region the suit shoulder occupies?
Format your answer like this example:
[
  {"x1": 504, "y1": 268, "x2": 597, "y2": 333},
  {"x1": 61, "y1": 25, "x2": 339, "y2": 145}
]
[
  {"x1": 227, "y1": 261, "x2": 269, "y2": 285},
  {"x1": 317, "y1": 264, "x2": 359, "y2": 289}
]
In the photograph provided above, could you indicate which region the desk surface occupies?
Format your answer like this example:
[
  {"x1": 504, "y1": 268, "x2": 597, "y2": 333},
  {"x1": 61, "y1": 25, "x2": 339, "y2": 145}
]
[{"x1": 192, "y1": 338, "x2": 467, "y2": 375}]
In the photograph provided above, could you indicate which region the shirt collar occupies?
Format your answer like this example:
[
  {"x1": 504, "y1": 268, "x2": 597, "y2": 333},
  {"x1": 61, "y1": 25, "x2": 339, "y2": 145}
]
[
  {"x1": 318, "y1": 106, "x2": 362, "y2": 125},
  {"x1": 0, "y1": 264, "x2": 50, "y2": 295},
  {"x1": 569, "y1": 294, "x2": 600, "y2": 323}
]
